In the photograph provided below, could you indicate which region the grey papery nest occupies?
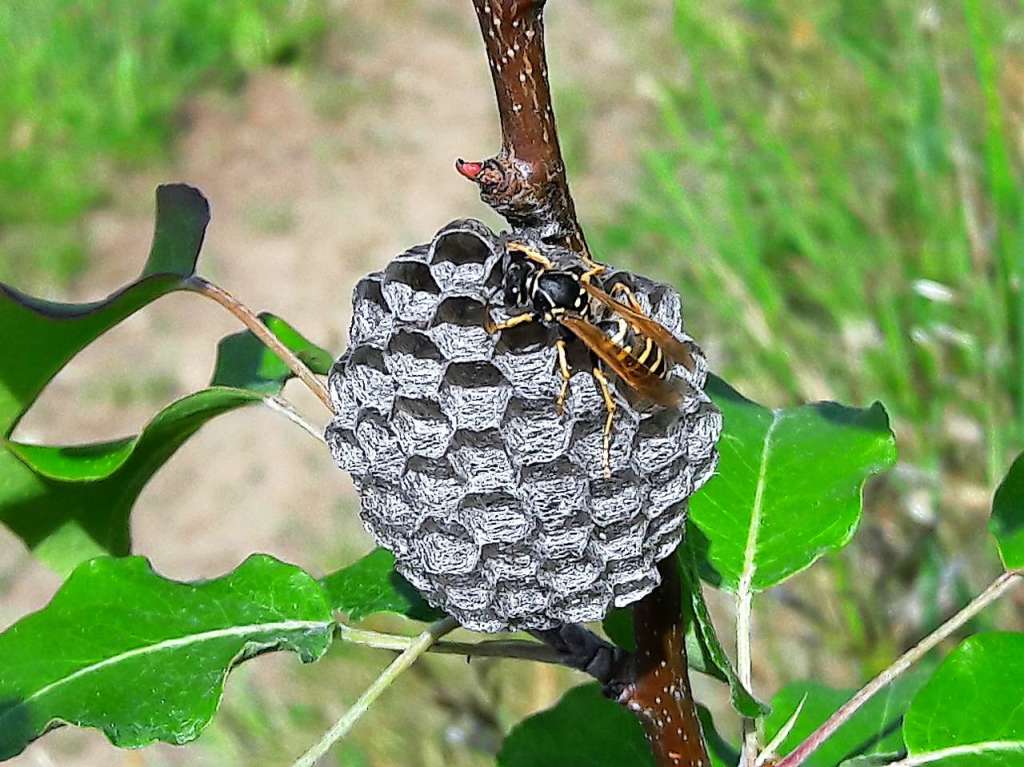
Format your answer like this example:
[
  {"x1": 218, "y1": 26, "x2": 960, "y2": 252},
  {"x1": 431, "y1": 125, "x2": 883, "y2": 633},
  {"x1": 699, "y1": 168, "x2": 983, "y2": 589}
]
[{"x1": 326, "y1": 220, "x2": 721, "y2": 632}]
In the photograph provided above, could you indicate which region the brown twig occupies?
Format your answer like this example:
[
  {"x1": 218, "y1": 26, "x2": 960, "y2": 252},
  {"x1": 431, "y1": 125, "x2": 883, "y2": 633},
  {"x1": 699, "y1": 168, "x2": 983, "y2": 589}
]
[
  {"x1": 186, "y1": 276, "x2": 334, "y2": 413},
  {"x1": 462, "y1": 3, "x2": 709, "y2": 764},
  {"x1": 620, "y1": 559, "x2": 711, "y2": 767},
  {"x1": 461, "y1": 0, "x2": 589, "y2": 255},
  {"x1": 775, "y1": 570, "x2": 1023, "y2": 767}
]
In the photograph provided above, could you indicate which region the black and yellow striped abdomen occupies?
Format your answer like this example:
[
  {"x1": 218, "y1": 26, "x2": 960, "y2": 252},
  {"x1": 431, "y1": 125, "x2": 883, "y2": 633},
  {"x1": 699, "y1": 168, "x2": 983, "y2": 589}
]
[{"x1": 596, "y1": 317, "x2": 670, "y2": 379}]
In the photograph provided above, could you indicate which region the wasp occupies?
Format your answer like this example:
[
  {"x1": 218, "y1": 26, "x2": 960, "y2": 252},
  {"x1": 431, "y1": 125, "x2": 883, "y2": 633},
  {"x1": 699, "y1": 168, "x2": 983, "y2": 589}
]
[{"x1": 485, "y1": 241, "x2": 695, "y2": 476}]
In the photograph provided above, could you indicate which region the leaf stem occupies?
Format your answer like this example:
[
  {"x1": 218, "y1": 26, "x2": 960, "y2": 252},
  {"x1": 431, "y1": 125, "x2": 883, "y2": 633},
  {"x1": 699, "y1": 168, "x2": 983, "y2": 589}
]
[
  {"x1": 775, "y1": 570, "x2": 1023, "y2": 767},
  {"x1": 186, "y1": 276, "x2": 333, "y2": 413},
  {"x1": 336, "y1": 623, "x2": 566, "y2": 664},
  {"x1": 292, "y1": 617, "x2": 458, "y2": 767},
  {"x1": 737, "y1": 587, "x2": 757, "y2": 767},
  {"x1": 262, "y1": 396, "x2": 326, "y2": 443}
]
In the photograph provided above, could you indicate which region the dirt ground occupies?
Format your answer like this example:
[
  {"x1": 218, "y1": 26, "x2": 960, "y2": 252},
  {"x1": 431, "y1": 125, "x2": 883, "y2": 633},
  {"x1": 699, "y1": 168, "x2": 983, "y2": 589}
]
[{"x1": 1, "y1": 2, "x2": 703, "y2": 765}]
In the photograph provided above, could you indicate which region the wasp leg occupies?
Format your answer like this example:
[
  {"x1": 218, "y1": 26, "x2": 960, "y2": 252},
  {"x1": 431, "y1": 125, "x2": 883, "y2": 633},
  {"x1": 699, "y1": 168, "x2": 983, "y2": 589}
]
[
  {"x1": 484, "y1": 311, "x2": 536, "y2": 334},
  {"x1": 554, "y1": 339, "x2": 572, "y2": 415},
  {"x1": 507, "y1": 242, "x2": 556, "y2": 269},
  {"x1": 609, "y1": 282, "x2": 645, "y2": 313},
  {"x1": 592, "y1": 366, "x2": 617, "y2": 478}
]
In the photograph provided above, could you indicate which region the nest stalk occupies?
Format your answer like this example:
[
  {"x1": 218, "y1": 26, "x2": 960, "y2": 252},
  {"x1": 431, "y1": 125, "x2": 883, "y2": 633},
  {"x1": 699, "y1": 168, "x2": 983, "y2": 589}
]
[{"x1": 460, "y1": 2, "x2": 711, "y2": 764}]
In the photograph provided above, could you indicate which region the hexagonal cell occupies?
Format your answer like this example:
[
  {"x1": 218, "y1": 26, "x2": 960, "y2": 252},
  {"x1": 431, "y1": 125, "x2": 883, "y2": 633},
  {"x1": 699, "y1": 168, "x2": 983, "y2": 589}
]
[
  {"x1": 350, "y1": 276, "x2": 392, "y2": 348},
  {"x1": 494, "y1": 582, "x2": 548, "y2": 618},
  {"x1": 604, "y1": 555, "x2": 649, "y2": 586},
  {"x1": 325, "y1": 425, "x2": 368, "y2": 480},
  {"x1": 448, "y1": 430, "x2": 515, "y2": 494},
  {"x1": 646, "y1": 504, "x2": 687, "y2": 562},
  {"x1": 592, "y1": 513, "x2": 648, "y2": 562},
  {"x1": 360, "y1": 480, "x2": 425, "y2": 533},
  {"x1": 347, "y1": 346, "x2": 396, "y2": 415},
  {"x1": 414, "y1": 529, "x2": 480, "y2": 576},
  {"x1": 385, "y1": 331, "x2": 446, "y2": 399},
  {"x1": 692, "y1": 450, "x2": 720, "y2": 495},
  {"x1": 651, "y1": 288, "x2": 682, "y2": 334},
  {"x1": 535, "y1": 522, "x2": 592, "y2": 560},
  {"x1": 438, "y1": 361, "x2": 511, "y2": 432},
  {"x1": 683, "y1": 402, "x2": 724, "y2": 465},
  {"x1": 519, "y1": 458, "x2": 588, "y2": 531},
  {"x1": 564, "y1": 370, "x2": 604, "y2": 421},
  {"x1": 354, "y1": 412, "x2": 404, "y2": 482},
  {"x1": 537, "y1": 555, "x2": 603, "y2": 596},
  {"x1": 428, "y1": 223, "x2": 496, "y2": 293},
  {"x1": 383, "y1": 260, "x2": 440, "y2": 324},
  {"x1": 567, "y1": 415, "x2": 637, "y2": 479},
  {"x1": 501, "y1": 398, "x2": 572, "y2": 467},
  {"x1": 480, "y1": 545, "x2": 538, "y2": 585},
  {"x1": 400, "y1": 455, "x2": 464, "y2": 516},
  {"x1": 632, "y1": 409, "x2": 685, "y2": 474},
  {"x1": 612, "y1": 572, "x2": 660, "y2": 608},
  {"x1": 587, "y1": 474, "x2": 645, "y2": 527},
  {"x1": 428, "y1": 297, "x2": 493, "y2": 362},
  {"x1": 492, "y1": 341, "x2": 561, "y2": 401},
  {"x1": 456, "y1": 491, "x2": 533, "y2": 546},
  {"x1": 436, "y1": 572, "x2": 493, "y2": 611},
  {"x1": 327, "y1": 363, "x2": 358, "y2": 430},
  {"x1": 392, "y1": 397, "x2": 453, "y2": 459},
  {"x1": 453, "y1": 608, "x2": 509, "y2": 634},
  {"x1": 548, "y1": 582, "x2": 612, "y2": 624},
  {"x1": 647, "y1": 458, "x2": 694, "y2": 516}
]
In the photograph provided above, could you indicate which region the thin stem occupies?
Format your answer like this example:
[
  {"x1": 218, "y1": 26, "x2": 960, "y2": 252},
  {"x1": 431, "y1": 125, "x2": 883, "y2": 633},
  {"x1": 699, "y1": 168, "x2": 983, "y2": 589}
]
[
  {"x1": 776, "y1": 570, "x2": 1023, "y2": 767},
  {"x1": 736, "y1": 588, "x2": 757, "y2": 766},
  {"x1": 885, "y1": 741, "x2": 1024, "y2": 766},
  {"x1": 186, "y1": 276, "x2": 333, "y2": 413},
  {"x1": 292, "y1": 617, "x2": 458, "y2": 767},
  {"x1": 262, "y1": 396, "x2": 326, "y2": 444},
  {"x1": 337, "y1": 624, "x2": 566, "y2": 664}
]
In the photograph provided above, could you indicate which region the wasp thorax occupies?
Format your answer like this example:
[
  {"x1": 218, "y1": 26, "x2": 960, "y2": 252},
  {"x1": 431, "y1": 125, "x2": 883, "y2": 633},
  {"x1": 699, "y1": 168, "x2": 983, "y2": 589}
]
[{"x1": 326, "y1": 219, "x2": 721, "y2": 633}]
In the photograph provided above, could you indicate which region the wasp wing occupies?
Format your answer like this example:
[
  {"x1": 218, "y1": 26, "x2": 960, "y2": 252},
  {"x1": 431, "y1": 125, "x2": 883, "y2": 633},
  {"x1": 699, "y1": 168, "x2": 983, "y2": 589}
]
[
  {"x1": 582, "y1": 282, "x2": 696, "y2": 372},
  {"x1": 558, "y1": 315, "x2": 685, "y2": 408}
]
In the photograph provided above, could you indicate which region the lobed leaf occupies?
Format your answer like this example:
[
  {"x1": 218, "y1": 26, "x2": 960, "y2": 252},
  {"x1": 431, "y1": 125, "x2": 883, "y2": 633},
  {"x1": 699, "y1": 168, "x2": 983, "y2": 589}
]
[
  {"x1": 497, "y1": 683, "x2": 654, "y2": 767},
  {"x1": 689, "y1": 376, "x2": 897, "y2": 592},
  {"x1": 902, "y1": 632, "x2": 1024, "y2": 767},
  {"x1": 322, "y1": 548, "x2": 443, "y2": 622},
  {"x1": 0, "y1": 184, "x2": 208, "y2": 436},
  {"x1": 765, "y1": 673, "x2": 928, "y2": 767},
  {"x1": 0, "y1": 554, "x2": 334, "y2": 760},
  {"x1": 0, "y1": 313, "x2": 332, "y2": 575},
  {"x1": 990, "y1": 451, "x2": 1024, "y2": 571}
]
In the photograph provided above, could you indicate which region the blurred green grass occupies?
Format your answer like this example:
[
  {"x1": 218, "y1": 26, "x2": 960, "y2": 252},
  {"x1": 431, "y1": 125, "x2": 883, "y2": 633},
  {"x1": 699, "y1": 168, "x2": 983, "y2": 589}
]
[
  {"x1": 0, "y1": 0, "x2": 324, "y2": 292},
  {"x1": 598, "y1": 0, "x2": 1024, "y2": 490}
]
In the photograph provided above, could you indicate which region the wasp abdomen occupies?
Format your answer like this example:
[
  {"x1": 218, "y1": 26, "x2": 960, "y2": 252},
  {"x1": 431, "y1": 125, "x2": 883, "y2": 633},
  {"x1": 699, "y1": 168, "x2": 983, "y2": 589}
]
[{"x1": 596, "y1": 317, "x2": 669, "y2": 379}]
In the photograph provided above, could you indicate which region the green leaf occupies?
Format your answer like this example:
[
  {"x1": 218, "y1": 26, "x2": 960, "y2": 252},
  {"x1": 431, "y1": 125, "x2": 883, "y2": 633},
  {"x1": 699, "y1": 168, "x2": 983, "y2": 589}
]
[
  {"x1": 765, "y1": 673, "x2": 928, "y2": 767},
  {"x1": 0, "y1": 184, "x2": 208, "y2": 436},
  {"x1": 322, "y1": 548, "x2": 444, "y2": 623},
  {"x1": 690, "y1": 376, "x2": 897, "y2": 592},
  {"x1": 602, "y1": 536, "x2": 767, "y2": 718},
  {"x1": 0, "y1": 554, "x2": 334, "y2": 760},
  {"x1": 903, "y1": 632, "x2": 1024, "y2": 767},
  {"x1": 679, "y1": 534, "x2": 767, "y2": 718},
  {"x1": 211, "y1": 312, "x2": 334, "y2": 391},
  {"x1": 1, "y1": 313, "x2": 334, "y2": 574},
  {"x1": 990, "y1": 451, "x2": 1024, "y2": 571},
  {"x1": 497, "y1": 683, "x2": 655, "y2": 767},
  {"x1": 497, "y1": 684, "x2": 737, "y2": 767}
]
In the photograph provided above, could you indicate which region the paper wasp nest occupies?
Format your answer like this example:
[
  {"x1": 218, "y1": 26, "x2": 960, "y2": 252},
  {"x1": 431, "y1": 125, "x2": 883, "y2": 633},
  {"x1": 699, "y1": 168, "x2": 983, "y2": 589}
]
[{"x1": 326, "y1": 220, "x2": 721, "y2": 632}]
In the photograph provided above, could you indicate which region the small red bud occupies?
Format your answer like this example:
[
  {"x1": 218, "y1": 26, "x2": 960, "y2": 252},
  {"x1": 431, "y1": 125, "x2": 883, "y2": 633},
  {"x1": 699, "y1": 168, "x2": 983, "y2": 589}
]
[{"x1": 455, "y1": 158, "x2": 483, "y2": 181}]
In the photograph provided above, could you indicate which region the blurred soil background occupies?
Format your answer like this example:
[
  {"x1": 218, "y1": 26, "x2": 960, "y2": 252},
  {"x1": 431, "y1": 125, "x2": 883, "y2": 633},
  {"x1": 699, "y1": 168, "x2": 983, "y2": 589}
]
[{"x1": 2, "y1": 0, "x2": 1024, "y2": 765}]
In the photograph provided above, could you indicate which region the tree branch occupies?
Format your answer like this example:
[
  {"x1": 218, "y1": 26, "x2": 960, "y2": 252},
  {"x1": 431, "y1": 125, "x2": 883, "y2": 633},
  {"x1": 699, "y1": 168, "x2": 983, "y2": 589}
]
[
  {"x1": 462, "y1": 3, "x2": 711, "y2": 764},
  {"x1": 460, "y1": 0, "x2": 589, "y2": 254},
  {"x1": 619, "y1": 558, "x2": 712, "y2": 767}
]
